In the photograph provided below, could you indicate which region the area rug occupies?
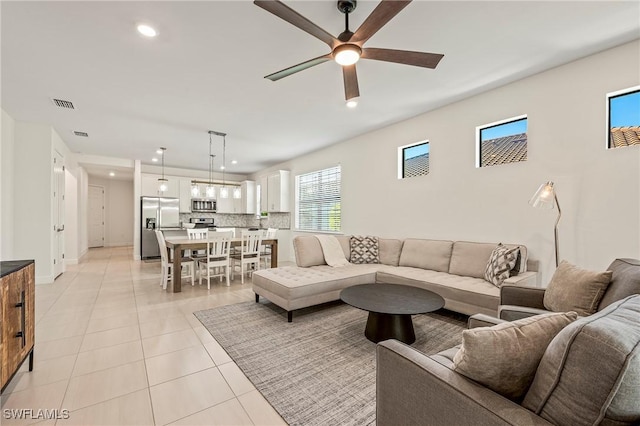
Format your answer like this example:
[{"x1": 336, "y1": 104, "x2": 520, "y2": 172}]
[{"x1": 194, "y1": 301, "x2": 467, "y2": 426}]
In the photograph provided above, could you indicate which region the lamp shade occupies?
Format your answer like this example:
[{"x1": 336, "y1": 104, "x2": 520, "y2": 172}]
[{"x1": 529, "y1": 181, "x2": 556, "y2": 209}]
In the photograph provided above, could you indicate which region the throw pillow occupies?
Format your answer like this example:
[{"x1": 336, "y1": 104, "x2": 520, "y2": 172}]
[
  {"x1": 484, "y1": 243, "x2": 520, "y2": 287},
  {"x1": 350, "y1": 236, "x2": 379, "y2": 264},
  {"x1": 452, "y1": 311, "x2": 578, "y2": 401},
  {"x1": 543, "y1": 260, "x2": 612, "y2": 316}
]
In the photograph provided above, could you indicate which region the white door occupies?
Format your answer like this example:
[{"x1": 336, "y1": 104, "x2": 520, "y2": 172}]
[
  {"x1": 53, "y1": 150, "x2": 65, "y2": 278},
  {"x1": 88, "y1": 185, "x2": 105, "y2": 248}
]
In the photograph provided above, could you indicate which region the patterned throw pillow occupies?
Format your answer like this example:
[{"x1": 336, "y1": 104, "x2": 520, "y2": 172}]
[
  {"x1": 350, "y1": 236, "x2": 379, "y2": 264},
  {"x1": 484, "y1": 243, "x2": 520, "y2": 287}
]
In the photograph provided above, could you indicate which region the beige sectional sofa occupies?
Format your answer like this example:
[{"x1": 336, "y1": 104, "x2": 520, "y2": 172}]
[{"x1": 252, "y1": 235, "x2": 538, "y2": 321}]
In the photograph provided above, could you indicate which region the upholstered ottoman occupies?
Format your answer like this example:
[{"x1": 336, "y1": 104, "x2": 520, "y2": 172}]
[{"x1": 252, "y1": 264, "x2": 385, "y2": 322}]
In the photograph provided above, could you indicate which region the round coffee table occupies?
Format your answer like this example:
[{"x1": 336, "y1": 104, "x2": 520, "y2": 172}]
[{"x1": 340, "y1": 283, "x2": 445, "y2": 344}]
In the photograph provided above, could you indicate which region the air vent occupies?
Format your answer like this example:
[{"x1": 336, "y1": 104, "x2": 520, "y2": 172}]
[
  {"x1": 52, "y1": 98, "x2": 75, "y2": 109},
  {"x1": 73, "y1": 131, "x2": 88, "y2": 137}
]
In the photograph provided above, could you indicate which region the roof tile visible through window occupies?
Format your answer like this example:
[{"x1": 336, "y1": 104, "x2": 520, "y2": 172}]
[
  {"x1": 404, "y1": 153, "x2": 429, "y2": 177},
  {"x1": 611, "y1": 126, "x2": 640, "y2": 147},
  {"x1": 481, "y1": 133, "x2": 527, "y2": 166}
]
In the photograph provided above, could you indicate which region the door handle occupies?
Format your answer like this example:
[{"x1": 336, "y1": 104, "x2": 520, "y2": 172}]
[{"x1": 56, "y1": 225, "x2": 65, "y2": 232}]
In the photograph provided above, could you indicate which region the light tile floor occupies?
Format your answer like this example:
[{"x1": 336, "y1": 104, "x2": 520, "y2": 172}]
[{"x1": 1, "y1": 246, "x2": 287, "y2": 426}]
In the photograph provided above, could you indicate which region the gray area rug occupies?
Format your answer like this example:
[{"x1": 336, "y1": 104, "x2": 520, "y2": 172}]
[{"x1": 195, "y1": 301, "x2": 467, "y2": 426}]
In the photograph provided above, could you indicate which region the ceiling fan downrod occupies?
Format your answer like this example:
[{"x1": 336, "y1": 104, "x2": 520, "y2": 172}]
[{"x1": 337, "y1": 0, "x2": 356, "y2": 42}]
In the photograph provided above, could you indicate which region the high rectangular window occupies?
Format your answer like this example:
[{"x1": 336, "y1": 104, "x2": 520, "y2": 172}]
[
  {"x1": 477, "y1": 115, "x2": 528, "y2": 167},
  {"x1": 607, "y1": 86, "x2": 640, "y2": 149},
  {"x1": 398, "y1": 141, "x2": 429, "y2": 179},
  {"x1": 295, "y1": 165, "x2": 341, "y2": 232}
]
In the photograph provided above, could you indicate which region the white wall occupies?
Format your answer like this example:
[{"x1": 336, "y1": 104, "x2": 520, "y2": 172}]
[
  {"x1": 89, "y1": 177, "x2": 134, "y2": 247},
  {"x1": 78, "y1": 168, "x2": 89, "y2": 258},
  {"x1": 253, "y1": 40, "x2": 640, "y2": 285},
  {"x1": 1, "y1": 109, "x2": 15, "y2": 260},
  {"x1": 64, "y1": 169, "x2": 79, "y2": 264}
]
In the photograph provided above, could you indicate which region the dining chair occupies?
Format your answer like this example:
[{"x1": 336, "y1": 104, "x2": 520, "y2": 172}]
[
  {"x1": 198, "y1": 231, "x2": 233, "y2": 289},
  {"x1": 187, "y1": 228, "x2": 209, "y2": 264},
  {"x1": 231, "y1": 230, "x2": 263, "y2": 284},
  {"x1": 155, "y1": 230, "x2": 195, "y2": 290},
  {"x1": 215, "y1": 227, "x2": 236, "y2": 237},
  {"x1": 260, "y1": 228, "x2": 278, "y2": 269}
]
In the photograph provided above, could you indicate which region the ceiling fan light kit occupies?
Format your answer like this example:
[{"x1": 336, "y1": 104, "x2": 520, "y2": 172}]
[
  {"x1": 333, "y1": 44, "x2": 361, "y2": 66},
  {"x1": 254, "y1": 0, "x2": 443, "y2": 101}
]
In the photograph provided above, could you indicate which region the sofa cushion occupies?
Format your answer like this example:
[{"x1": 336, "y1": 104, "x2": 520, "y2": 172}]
[
  {"x1": 449, "y1": 241, "x2": 527, "y2": 278},
  {"x1": 376, "y1": 267, "x2": 501, "y2": 314},
  {"x1": 598, "y1": 258, "x2": 640, "y2": 310},
  {"x1": 350, "y1": 236, "x2": 379, "y2": 264},
  {"x1": 399, "y1": 239, "x2": 453, "y2": 272},
  {"x1": 523, "y1": 295, "x2": 640, "y2": 426},
  {"x1": 335, "y1": 235, "x2": 351, "y2": 262},
  {"x1": 293, "y1": 235, "x2": 326, "y2": 267},
  {"x1": 452, "y1": 311, "x2": 577, "y2": 401},
  {"x1": 484, "y1": 244, "x2": 520, "y2": 287},
  {"x1": 544, "y1": 260, "x2": 612, "y2": 316},
  {"x1": 379, "y1": 238, "x2": 403, "y2": 267}
]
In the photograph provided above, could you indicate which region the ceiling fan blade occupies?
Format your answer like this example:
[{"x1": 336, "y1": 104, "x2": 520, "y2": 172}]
[
  {"x1": 254, "y1": 1, "x2": 339, "y2": 48},
  {"x1": 265, "y1": 54, "x2": 332, "y2": 81},
  {"x1": 343, "y1": 64, "x2": 360, "y2": 101},
  {"x1": 362, "y1": 48, "x2": 444, "y2": 69},
  {"x1": 351, "y1": 1, "x2": 412, "y2": 44}
]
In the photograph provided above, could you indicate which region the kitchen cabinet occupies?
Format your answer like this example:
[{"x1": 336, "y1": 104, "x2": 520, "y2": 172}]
[
  {"x1": 178, "y1": 179, "x2": 192, "y2": 213},
  {"x1": 141, "y1": 174, "x2": 179, "y2": 198},
  {"x1": 241, "y1": 180, "x2": 256, "y2": 214},
  {"x1": 1, "y1": 261, "x2": 35, "y2": 393},
  {"x1": 216, "y1": 186, "x2": 242, "y2": 213},
  {"x1": 266, "y1": 170, "x2": 290, "y2": 212},
  {"x1": 260, "y1": 176, "x2": 269, "y2": 214}
]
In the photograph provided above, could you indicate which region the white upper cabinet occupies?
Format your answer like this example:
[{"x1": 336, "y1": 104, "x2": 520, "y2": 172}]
[
  {"x1": 178, "y1": 179, "x2": 192, "y2": 213},
  {"x1": 216, "y1": 185, "x2": 242, "y2": 213},
  {"x1": 241, "y1": 181, "x2": 256, "y2": 214},
  {"x1": 266, "y1": 170, "x2": 290, "y2": 212},
  {"x1": 260, "y1": 176, "x2": 269, "y2": 213},
  {"x1": 141, "y1": 174, "x2": 179, "y2": 198}
]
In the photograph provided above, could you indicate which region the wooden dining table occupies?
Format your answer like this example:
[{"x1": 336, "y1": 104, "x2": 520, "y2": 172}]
[{"x1": 163, "y1": 237, "x2": 278, "y2": 293}]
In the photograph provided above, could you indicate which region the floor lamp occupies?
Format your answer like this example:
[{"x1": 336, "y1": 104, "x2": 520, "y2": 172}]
[{"x1": 529, "y1": 181, "x2": 561, "y2": 267}]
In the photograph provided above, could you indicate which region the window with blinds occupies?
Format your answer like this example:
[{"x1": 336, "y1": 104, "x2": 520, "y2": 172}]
[{"x1": 295, "y1": 165, "x2": 341, "y2": 232}]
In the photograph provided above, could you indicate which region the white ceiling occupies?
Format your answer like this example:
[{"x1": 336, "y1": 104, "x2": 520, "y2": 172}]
[{"x1": 2, "y1": 1, "x2": 639, "y2": 176}]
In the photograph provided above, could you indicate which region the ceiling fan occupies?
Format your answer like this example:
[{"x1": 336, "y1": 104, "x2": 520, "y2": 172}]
[{"x1": 254, "y1": 0, "x2": 444, "y2": 102}]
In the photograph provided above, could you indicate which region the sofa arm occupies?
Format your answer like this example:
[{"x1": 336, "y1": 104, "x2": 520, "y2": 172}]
[
  {"x1": 500, "y1": 283, "x2": 546, "y2": 309},
  {"x1": 376, "y1": 340, "x2": 552, "y2": 426},
  {"x1": 503, "y1": 271, "x2": 537, "y2": 287},
  {"x1": 499, "y1": 305, "x2": 551, "y2": 321},
  {"x1": 468, "y1": 314, "x2": 506, "y2": 329}
]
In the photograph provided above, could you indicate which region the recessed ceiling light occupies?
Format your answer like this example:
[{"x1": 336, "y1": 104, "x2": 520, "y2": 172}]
[
  {"x1": 152, "y1": 158, "x2": 158, "y2": 162},
  {"x1": 109, "y1": 172, "x2": 115, "y2": 177},
  {"x1": 231, "y1": 160, "x2": 238, "y2": 165},
  {"x1": 156, "y1": 149, "x2": 163, "y2": 155},
  {"x1": 346, "y1": 99, "x2": 358, "y2": 108},
  {"x1": 137, "y1": 24, "x2": 157, "y2": 38},
  {"x1": 220, "y1": 165, "x2": 226, "y2": 170}
]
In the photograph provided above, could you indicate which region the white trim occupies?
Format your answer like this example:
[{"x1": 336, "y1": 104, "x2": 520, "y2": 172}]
[
  {"x1": 106, "y1": 242, "x2": 133, "y2": 247},
  {"x1": 65, "y1": 258, "x2": 79, "y2": 265},
  {"x1": 475, "y1": 114, "x2": 528, "y2": 168},
  {"x1": 605, "y1": 85, "x2": 640, "y2": 150},
  {"x1": 397, "y1": 139, "x2": 429, "y2": 179}
]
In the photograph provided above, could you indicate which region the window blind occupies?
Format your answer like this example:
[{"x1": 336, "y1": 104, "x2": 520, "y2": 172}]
[{"x1": 295, "y1": 165, "x2": 341, "y2": 232}]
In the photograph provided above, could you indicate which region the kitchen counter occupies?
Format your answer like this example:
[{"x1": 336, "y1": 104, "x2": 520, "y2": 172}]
[{"x1": 0, "y1": 260, "x2": 35, "y2": 278}]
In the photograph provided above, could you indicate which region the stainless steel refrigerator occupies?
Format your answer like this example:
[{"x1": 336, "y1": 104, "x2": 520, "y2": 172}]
[{"x1": 140, "y1": 197, "x2": 180, "y2": 259}]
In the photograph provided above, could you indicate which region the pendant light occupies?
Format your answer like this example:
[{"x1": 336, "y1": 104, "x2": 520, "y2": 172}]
[
  {"x1": 206, "y1": 131, "x2": 216, "y2": 198},
  {"x1": 157, "y1": 147, "x2": 168, "y2": 192},
  {"x1": 219, "y1": 133, "x2": 229, "y2": 199}
]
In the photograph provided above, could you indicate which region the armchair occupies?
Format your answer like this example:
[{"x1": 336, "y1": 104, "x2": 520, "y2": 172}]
[
  {"x1": 376, "y1": 295, "x2": 640, "y2": 426},
  {"x1": 498, "y1": 258, "x2": 640, "y2": 321}
]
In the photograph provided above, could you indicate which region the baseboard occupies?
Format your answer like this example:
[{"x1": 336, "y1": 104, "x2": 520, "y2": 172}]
[
  {"x1": 134, "y1": 254, "x2": 141, "y2": 261},
  {"x1": 65, "y1": 258, "x2": 79, "y2": 265}
]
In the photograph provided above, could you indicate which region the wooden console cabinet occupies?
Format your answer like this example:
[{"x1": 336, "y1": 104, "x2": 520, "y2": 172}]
[{"x1": 0, "y1": 260, "x2": 35, "y2": 393}]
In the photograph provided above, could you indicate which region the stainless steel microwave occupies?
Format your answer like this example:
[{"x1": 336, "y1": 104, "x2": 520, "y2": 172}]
[{"x1": 192, "y1": 198, "x2": 216, "y2": 212}]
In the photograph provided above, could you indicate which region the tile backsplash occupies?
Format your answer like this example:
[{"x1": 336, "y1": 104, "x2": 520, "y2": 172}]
[{"x1": 180, "y1": 212, "x2": 290, "y2": 229}]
